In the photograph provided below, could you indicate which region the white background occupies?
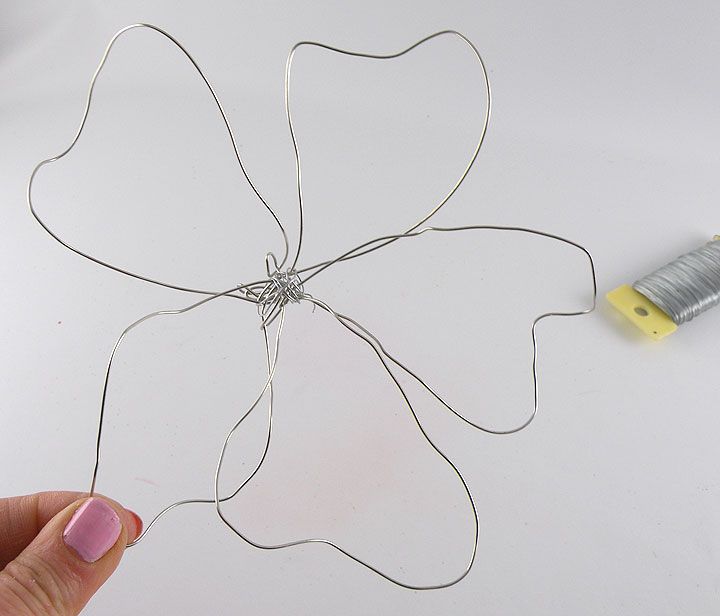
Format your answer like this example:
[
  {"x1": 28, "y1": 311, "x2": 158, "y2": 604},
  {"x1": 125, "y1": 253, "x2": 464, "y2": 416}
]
[{"x1": 2, "y1": 1, "x2": 720, "y2": 614}]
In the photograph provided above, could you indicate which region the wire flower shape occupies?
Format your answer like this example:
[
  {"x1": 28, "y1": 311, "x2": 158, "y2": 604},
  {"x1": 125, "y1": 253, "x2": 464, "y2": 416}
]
[{"x1": 28, "y1": 23, "x2": 598, "y2": 590}]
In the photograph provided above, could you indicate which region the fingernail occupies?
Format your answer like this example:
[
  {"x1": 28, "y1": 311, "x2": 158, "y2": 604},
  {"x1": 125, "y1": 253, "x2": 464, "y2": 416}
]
[
  {"x1": 128, "y1": 509, "x2": 143, "y2": 540},
  {"x1": 63, "y1": 498, "x2": 122, "y2": 563}
]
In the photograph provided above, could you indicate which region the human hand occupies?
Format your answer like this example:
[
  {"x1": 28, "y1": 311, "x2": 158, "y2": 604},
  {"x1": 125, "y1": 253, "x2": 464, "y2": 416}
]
[{"x1": 0, "y1": 492, "x2": 141, "y2": 615}]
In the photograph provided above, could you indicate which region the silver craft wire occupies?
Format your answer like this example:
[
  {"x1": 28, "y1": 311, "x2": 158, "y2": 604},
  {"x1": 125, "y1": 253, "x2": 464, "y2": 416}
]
[
  {"x1": 27, "y1": 23, "x2": 289, "y2": 298},
  {"x1": 283, "y1": 30, "x2": 492, "y2": 271},
  {"x1": 633, "y1": 239, "x2": 720, "y2": 325},
  {"x1": 28, "y1": 23, "x2": 598, "y2": 589},
  {"x1": 299, "y1": 226, "x2": 597, "y2": 434},
  {"x1": 89, "y1": 283, "x2": 260, "y2": 498}
]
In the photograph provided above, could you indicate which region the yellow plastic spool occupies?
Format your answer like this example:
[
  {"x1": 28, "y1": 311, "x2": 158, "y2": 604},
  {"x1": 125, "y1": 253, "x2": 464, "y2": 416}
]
[{"x1": 606, "y1": 284, "x2": 677, "y2": 340}]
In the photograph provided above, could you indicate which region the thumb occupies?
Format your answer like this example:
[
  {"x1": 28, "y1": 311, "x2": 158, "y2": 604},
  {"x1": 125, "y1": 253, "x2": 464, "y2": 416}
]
[{"x1": 0, "y1": 497, "x2": 139, "y2": 615}]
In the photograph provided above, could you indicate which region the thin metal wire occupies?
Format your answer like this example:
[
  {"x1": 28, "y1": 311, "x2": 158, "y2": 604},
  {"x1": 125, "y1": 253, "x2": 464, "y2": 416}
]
[
  {"x1": 90, "y1": 284, "x2": 247, "y2": 497},
  {"x1": 303, "y1": 226, "x2": 597, "y2": 434},
  {"x1": 633, "y1": 238, "x2": 720, "y2": 325},
  {"x1": 124, "y1": 294, "x2": 279, "y2": 547},
  {"x1": 285, "y1": 30, "x2": 492, "y2": 273},
  {"x1": 30, "y1": 24, "x2": 598, "y2": 589},
  {"x1": 27, "y1": 23, "x2": 289, "y2": 296},
  {"x1": 209, "y1": 294, "x2": 481, "y2": 590},
  {"x1": 88, "y1": 282, "x2": 261, "y2": 503}
]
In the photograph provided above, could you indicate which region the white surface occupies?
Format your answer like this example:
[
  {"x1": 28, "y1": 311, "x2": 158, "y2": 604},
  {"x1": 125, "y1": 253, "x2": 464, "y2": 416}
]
[{"x1": 2, "y1": 1, "x2": 720, "y2": 614}]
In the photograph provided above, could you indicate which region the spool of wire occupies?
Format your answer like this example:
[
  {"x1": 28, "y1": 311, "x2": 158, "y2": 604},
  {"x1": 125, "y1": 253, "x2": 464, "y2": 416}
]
[{"x1": 607, "y1": 236, "x2": 720, "y2": 339}]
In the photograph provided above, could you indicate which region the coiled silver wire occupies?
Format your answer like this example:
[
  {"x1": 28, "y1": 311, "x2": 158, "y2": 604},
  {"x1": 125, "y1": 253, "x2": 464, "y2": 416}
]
[
  {"x1": 28, "y1": 23, "x2": 598, "y2": 590},
  {"x1": 634, "y1": 239, "x2": 720, "y2": 325}
]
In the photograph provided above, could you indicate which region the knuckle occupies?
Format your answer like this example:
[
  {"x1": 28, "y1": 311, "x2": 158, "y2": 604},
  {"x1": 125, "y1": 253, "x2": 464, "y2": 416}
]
[{"x1": 0, "y1": 556, "x2": 74, "y2": 616}]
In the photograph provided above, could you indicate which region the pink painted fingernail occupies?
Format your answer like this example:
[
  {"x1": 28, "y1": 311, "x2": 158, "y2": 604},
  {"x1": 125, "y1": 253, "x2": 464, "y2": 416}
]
[{"x1": 63, "y1": 498, "x2": 122, "y2": 563}]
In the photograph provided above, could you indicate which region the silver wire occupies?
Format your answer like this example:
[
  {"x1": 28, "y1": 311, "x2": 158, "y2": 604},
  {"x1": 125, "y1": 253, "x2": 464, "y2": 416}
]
[
  {"x1": 89, "y1": 283, "x2": 257, "y2": 496},
  {"x1": 30, "y1": 24, "x2": 598, "y2": 589},
  {"x1": 633, "y1": 238, "x2": 720, "y2": 325},
  {"x1": 286, "y1": 30, "x2": 492, "y2": 273},
  {"x1": 27, "y1": 23, "x2": 289, "y2": 295},
  {"x1": 211, "y1": 302, "x2": 481, "y2": 590},
  {"x1": 302, "y1": 226, "x2": 597, "y2": 434},
  {"x1": 91, "y1": 281, "x2": 284, "y2": 547}
]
